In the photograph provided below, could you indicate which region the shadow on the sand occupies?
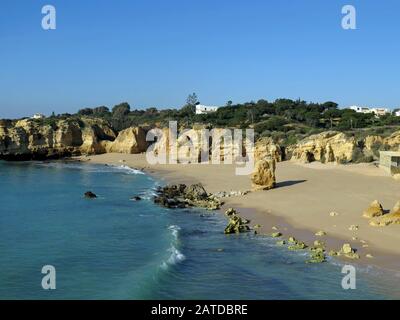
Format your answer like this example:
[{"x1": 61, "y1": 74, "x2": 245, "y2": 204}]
[{"x1": 276, "y1": 180, "x2": 307, "y2": 188}]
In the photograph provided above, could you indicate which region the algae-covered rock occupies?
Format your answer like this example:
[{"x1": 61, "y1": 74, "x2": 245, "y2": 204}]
[
  {"x1": 271, "y1": 232, "x2": 282, "y2": 238},
  {"x1": 288, "y1": 237, "x2": 297, "y2": 243},
  {"x1": 341, "y1": 243, "x2": 353, "y2": 254},
  {"x1": 154, "y1": 183, "x2": 222, "y2": 210},
  {"x1": 306, "y1": 250, "x2": 326, "y2": 264},
  {"x1": 225, "y1": 208, "x2": 238, "y2": 216},
  {"x1": 338, "y1": 243, "x2": 360, "y2": 259},
  {"x1": 363, "y1": 200, "x2": 384, "y2": 219},
  {"x1": 288, "y1": 242, "x2": 307, "y2": 250},
  {"x1": 224, "y1": 211, "x2": 250, "y2": 234},
  {"x1": 276, "y1": 240, "x2": 286, "y2": 246}
]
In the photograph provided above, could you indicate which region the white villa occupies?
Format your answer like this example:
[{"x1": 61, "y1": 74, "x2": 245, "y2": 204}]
[
  {"x1": 348, "y1": 106, "x2": 390, "y2": 117},
  {"x1": 31, "y1": 113, "x2": 46, "y2": 119},
  {"x1": 195, "y1": 104, "x2": 220, "y2": 115}
]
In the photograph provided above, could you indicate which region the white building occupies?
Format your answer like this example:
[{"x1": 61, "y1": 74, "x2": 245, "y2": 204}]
[
  {"x1": 348, "y1": 106, "x2": 371, "y2": 114},
  {"x1": 348, "y1": 106, "x2": 390, "y2": 117},
  {"x1": 195, "y1": 104, "x2": 220, "y2": 115},
  {"x1": 31, "y1": 113, "x2": 46, "y2": 119},
  {"x1": 371, "y1": 108, "x2": 390, "y2": 116},
  {"x1": 394, "y1": 110, "x2": 400, "y2": 117}
]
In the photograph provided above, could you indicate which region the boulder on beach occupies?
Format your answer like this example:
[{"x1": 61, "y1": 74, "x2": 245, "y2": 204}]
[
  {"x1": 369, "y1": 201, "x2": 400, "y2": 227},
  {"x1": 362, "y1": 200, "x2": 384, "y2": 219},
  {"x1": 84, "y1": 191, "x2": 97, "y2": 199},
  {"x1": 251, "y1": 158, "x2": 276, "y2": 191}
]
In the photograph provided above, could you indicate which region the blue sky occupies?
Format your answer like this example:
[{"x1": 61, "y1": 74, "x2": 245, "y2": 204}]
[{"x1": 0, "y1": 0, "x2": 399, "y2": 118}]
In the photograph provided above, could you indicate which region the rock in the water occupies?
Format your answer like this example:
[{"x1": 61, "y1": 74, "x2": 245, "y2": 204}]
[
  {"x1": 369, "y1": 201, "x2": 400, "y2": 227},
  {"x1": 251, "y1": 158, "x2": 276, "y2": 191},
  {"x1": 153, "y1": 183, "x2": 221, "y2": 210},
  {"x1": 84, "y1": 191, "x2": 97, "y2": 199},
  {"x1": 224, "y1": 211, "x2": 250, "y2": 234},
  {"x1": 130, "y1": 196, "x2": 142, "y2": 201},
  {"x1": 306, "y1": 250, "x2": 326, "y2": 264},
  {"x1": 276, "y1": 240, "x2": 286, "y2": 246},
  {"x1": 362, "y1": 200, "x2": 384, "y2": 219},
  {"x1": 185, "y1": 183, "x2": 208, "y2": 201},
  {"x1": 271, "y1": 232, "x2": 282, "y2": 238}
]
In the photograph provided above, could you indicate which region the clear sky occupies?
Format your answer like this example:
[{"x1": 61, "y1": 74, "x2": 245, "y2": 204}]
[{"x1": 0, "y1": 0, "x2": 399, "y2": 119}]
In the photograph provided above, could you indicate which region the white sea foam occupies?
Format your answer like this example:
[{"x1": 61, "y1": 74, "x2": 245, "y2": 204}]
[
  {"x1": 160, "y1": 225, "x2": 185, "y2": 270},
  {"x1": 111, "y1": 165, "x2": 144, "y2": 175}
]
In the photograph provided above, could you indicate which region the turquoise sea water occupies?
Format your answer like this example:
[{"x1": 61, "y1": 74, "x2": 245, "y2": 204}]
[{"x1": 0, "y1": 161, "x2": 399, "y2": 300}]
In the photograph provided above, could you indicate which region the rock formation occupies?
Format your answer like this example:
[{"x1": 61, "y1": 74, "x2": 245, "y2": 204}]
[
  {"x1": 254, "y1": 137, "x2": 282, "y2": 162},
  {"x1": 105, "y1": 127, "x2": 148, "y2": 154},
  {"x1": 251, "y1": 158, "x2": 276, "y2": 190},
  {"x1": 362, "y1": 200, "x2": 384, "y2": 219},
  {"x1": 153, "y1": 183, "x2": 222, "y2": 210},
  {"x1": 0, "y1": 117, "x2": 117, "y2": 160},
  {"x1": 223, "y1": 208, "x2": 250, "y2": 234},
  {"x1": 369, "y1": 201, "x2": 400, "y2": 227},
  {"x1": 288, "y1": 131, "x2": 358, "y2": 164}
]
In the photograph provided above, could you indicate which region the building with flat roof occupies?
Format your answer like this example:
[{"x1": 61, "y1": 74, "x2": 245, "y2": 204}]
[{"x1": 195, "y1": 104, "x2": 220, "y2": 115}]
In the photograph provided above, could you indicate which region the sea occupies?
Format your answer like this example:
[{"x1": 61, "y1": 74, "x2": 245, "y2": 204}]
[{"x1": 0, "y1": 161, "x2": 399, "y2": 299}]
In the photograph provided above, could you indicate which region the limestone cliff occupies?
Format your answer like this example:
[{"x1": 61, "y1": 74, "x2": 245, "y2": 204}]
[
  {"x1": 0, "y1": 117, "x2": 117, "y2": 160},
  {"x1": 288, "y1": 131, "x2": 358, "y2": 164}
]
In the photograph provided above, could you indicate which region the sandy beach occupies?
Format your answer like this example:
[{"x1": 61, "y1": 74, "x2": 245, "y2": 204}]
[{"x1": 82, "y1": 153, "x2": 400, "y2": 271}]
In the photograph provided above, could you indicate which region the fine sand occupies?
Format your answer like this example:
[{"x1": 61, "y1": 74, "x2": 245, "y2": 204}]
[{"x1": 81, "y1": 153, "x2": 400, "y2": 271}]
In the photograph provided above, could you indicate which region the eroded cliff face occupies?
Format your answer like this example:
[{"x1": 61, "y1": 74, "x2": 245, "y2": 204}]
[
  {"x1": 288, "y1": 131, "x2": 358, "y2": 164},
  {"x1": 0, "y1": 118, "x2": 117, "y2": 160},
  {"x1": 287, "y1": 130, "x2": 400, "y2": 164}
]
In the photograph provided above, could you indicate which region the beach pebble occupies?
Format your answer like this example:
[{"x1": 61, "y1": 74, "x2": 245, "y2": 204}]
[
  {"x1": 352, "y1": 237, "x2": 358, "y2": 241},
  {"x1": 329, "y1": 212, "x2": 339, "y2": 217},
  {"x1": 272, "y1": 226, "x2": 278, "y2": 230},
  {"x1": 315, "y1": 230, "x2": 327, "y2": 237},
  {"x1": 366, "y1": 254, "x2": 374, "y2": 259},
  {"x1": 349, "y1": 225, "x2": 359, "y2": 231},
  {"x1": 362, "y1": 244, "x2": 369, "y2": 248}
]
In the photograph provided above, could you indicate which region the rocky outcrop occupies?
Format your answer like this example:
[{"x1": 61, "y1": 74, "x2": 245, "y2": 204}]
[
  {"x1": 153, "y1": 183, "x2": 222, "y2": 210},
  {"x1": 369, "y1": 201, "x2": 400, "y2": 227},
  {"x1": 288, "y1": 131, "x2": 358, "y2": 164},
  {"x1": 254, "y1": 137, "x2": 282, "y2": 162},
  {"x1": 105, "y1": 127, "x2": 148, "y2": 154},
  {"x1": 362, "y1": 200, "x2": 384, "y2": 219},
  {"x1": 223, "y1": 208, "x2": 250, "y2": 234},
  {"x1": 0, "y1": 117, "x2": 160, "y2": 160},
  {"x1": 0, "y1": 117, "x2": 117, "y2": 160},
  {"x1": 251, "y1": 158, "x2": 276, "y2": 190}
]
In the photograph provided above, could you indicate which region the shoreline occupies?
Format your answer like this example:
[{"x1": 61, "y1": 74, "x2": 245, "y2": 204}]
[{"x1": 77, "y1": 153, "x2": 400, "y2": 273}]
